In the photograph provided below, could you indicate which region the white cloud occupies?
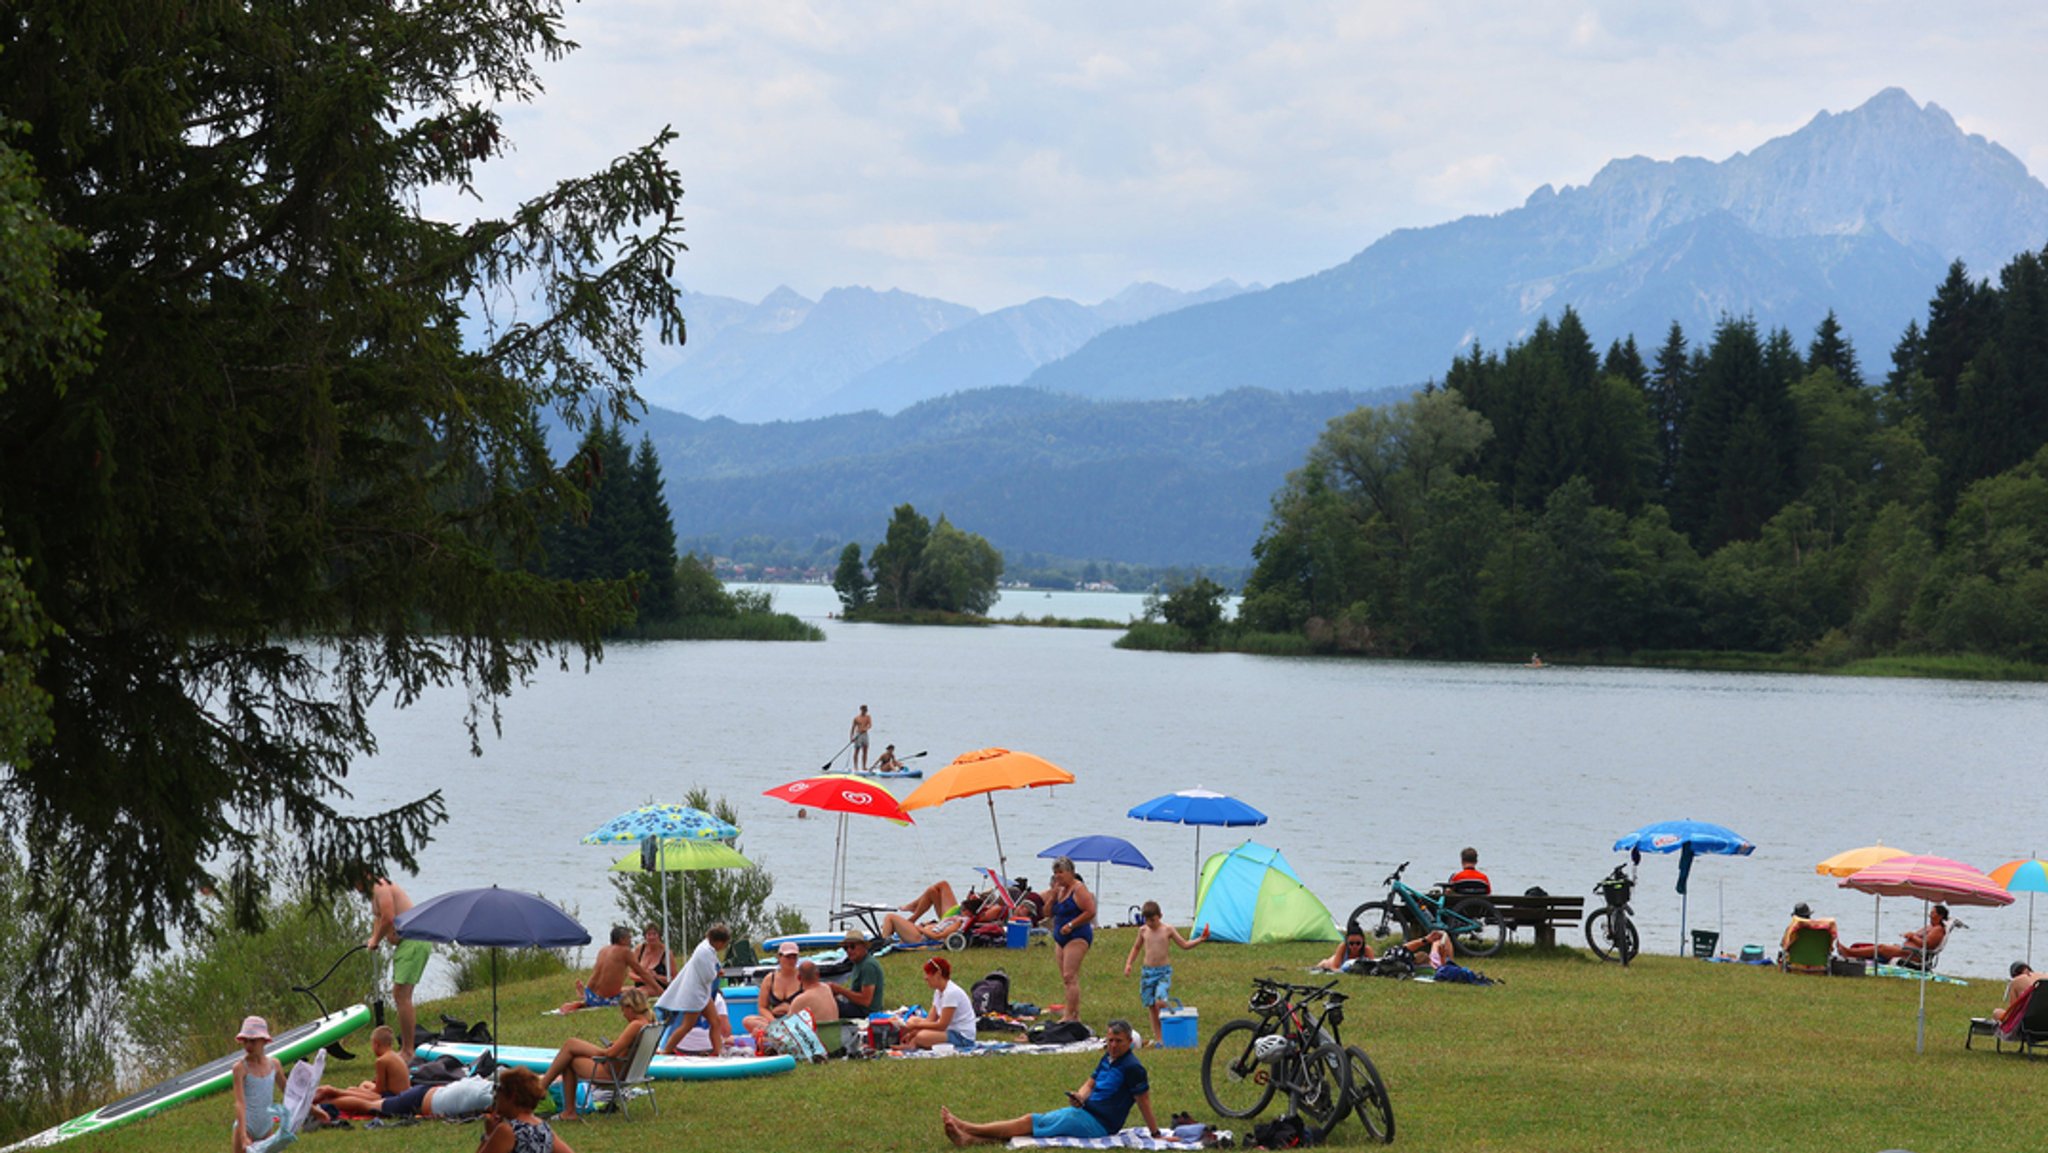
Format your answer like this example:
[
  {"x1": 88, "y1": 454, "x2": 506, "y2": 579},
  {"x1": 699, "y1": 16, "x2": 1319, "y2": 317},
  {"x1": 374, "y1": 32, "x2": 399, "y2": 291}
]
[{"x1": 442, "y1": 1, "x2": 2048, "y2": 311}]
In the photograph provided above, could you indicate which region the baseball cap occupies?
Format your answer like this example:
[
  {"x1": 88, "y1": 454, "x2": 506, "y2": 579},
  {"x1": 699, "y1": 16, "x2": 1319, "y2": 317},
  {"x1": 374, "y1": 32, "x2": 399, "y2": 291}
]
[
  {"x1": 236, "y1": 1015, "x2": 272, "y2": 1042},
  {"x1": 778, "y1": 941, "x2": 801, "y2": 956}
]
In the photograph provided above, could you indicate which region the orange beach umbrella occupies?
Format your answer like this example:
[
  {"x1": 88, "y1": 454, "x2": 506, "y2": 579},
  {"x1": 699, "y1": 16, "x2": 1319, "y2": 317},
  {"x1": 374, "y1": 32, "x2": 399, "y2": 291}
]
[
  {"x1": 901, "y1": 748, "x2": 1075, "y2": 876},
  {"x1": 1817, "y1": 842, "x2": 1913, "y2": 956}
]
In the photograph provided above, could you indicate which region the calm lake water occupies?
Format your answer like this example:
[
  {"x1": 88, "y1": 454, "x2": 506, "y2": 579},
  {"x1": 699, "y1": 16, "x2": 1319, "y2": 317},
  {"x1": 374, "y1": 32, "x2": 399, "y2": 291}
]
[{"x1": 341, "y1": 583, "x2": 2048, "y2": 992}]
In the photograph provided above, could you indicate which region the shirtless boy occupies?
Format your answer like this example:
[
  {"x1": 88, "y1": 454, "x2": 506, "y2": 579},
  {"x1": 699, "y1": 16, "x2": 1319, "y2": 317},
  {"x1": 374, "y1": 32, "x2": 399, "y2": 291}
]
[
  {"x1": 313, "y1": 1025, "x2": 409, "y2": 1119},
  {"x1": 559, "y1": 925, "x2": 667, "y2": 1013},
  {"x1": 1122, "y1": 901, "x2": 1208, "y2": 1046}
]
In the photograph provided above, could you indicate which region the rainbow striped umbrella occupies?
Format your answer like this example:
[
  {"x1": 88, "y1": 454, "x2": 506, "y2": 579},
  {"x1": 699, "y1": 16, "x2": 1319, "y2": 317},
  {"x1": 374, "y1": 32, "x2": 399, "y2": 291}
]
[
  {"x1": 1842, "y1": 854, "x2": 2012, "y2": 1053},
  {"x1": 1817, "y1": 843, "x2": 1914, "y2": 962},
  {"x1": 1989, "y1": 857, "x2": 2048, "y2": 966}
]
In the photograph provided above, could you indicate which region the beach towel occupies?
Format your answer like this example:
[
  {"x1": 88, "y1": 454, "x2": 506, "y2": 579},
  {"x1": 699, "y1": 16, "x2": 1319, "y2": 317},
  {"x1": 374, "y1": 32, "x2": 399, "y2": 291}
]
[
  {"x1": 1005, "y1": 1125, "x2": 1215, "y2": 1149},
  {"x1": 1999, "y1": 984, "x2": 2035, "y2": 1040},
  {"x1": 889, "y1": 1038, "x2": 1105, "y2": 1059},
  {"x1": 249, "y1": 1050, "x2": 325, "y2": 1152}
]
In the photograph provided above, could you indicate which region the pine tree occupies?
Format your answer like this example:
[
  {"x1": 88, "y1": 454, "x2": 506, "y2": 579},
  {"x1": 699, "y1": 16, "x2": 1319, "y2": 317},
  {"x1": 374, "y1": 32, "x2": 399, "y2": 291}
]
[
  {"x1": 1806, "y1": 310, "x2": 1864, "y2": 389},
  {"x1": 1649, "y1": 322, "x2": 1693, "y2": 495}
]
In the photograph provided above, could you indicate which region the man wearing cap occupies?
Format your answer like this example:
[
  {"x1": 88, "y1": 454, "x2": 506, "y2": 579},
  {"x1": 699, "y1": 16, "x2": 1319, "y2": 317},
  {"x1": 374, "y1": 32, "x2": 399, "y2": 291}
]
[{"x1": 828, "y1": 930, "x2": 886, "y2": 1020}]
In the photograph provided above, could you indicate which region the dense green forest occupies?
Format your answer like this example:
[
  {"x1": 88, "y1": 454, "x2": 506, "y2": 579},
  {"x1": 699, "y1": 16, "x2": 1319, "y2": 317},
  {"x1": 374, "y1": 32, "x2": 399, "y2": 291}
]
[
  {"x1": 1238, "y1": 250, "x2": 2048, "y2": 666},
  {"x1": 834, "y1": 503, "x2": 1004, "y2": 618}
]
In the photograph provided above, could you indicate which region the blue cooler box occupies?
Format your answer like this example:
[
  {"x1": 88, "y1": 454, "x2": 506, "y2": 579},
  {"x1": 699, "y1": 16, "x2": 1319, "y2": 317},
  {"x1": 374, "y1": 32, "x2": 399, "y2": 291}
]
[
  {"x1": 1159, "y1": 1006, "x2": 1198, "y2": 1048},
  {"x1": 723, "y1": 986, "x2": 758, "y2": 1035},
  {"x1": 1005, "y1": 920, "x2": 1030, "y2": 949}
]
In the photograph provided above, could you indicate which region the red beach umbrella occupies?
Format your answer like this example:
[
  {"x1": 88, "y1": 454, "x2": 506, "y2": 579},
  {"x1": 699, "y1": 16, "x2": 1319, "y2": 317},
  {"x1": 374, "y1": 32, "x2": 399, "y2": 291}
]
[{"x1": 764, "y1": 775, "x2": 915, "y2": 917}]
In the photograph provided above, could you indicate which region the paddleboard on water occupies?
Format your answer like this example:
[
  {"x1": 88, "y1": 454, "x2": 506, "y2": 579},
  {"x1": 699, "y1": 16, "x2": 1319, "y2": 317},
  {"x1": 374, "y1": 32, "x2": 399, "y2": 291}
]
[
  {"x1": 760, "y1": 931, "x2": 853, "y2": 950},
  {"x1": 0, "y1": 1002, "x2": 372, "y2": 1151},
  {"x1": 853, "y1": 769, "x2": 924, "y2": 780},
  {"x1": 415, "y1": 1041, "x2": 797, "y2": 1081}
]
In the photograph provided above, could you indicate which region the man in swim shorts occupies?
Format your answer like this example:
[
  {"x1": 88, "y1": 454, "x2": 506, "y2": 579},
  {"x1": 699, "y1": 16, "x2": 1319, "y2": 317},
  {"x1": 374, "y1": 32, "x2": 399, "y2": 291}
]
[
  {"x1": 849, "y1": 704, "x2": 873, "y2": 771},
  {"x1": 940, "y1": 1019, "x2": 1162, "y2": 1145},
  {"x1": 559, "y1": 925, "x2": 666, "y2": 1013},
  {"x1": 363, "y1": 872, "x2": 428, "y2": 1061}
]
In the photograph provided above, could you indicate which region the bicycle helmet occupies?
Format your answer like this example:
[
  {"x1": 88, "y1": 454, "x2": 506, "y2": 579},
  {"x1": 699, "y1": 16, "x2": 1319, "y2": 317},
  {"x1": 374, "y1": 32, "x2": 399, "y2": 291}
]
[
  {"x1": 1252, "y1": 1034, "x2": 1293, "y2": 1064},
  {"x1": 1249, "y1": 985, "x2": 1283, "y2": 1013}
]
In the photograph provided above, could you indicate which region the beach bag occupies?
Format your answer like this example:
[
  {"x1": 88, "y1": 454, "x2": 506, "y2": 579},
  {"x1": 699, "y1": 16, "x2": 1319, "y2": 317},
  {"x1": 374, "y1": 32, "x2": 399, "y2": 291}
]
[
  {"x1": 970, "y1": 971, "x2": 1011, "y2": 1016},
  {"x1": 1351, "y1": 951, "x2": 1413, "y2": 979},
  {"x1": 1250, "y1": 1114, "x2": 1320, "y2": 1148},
  {"x1": 866, "y1": 1018, "x2": 901, "y2": 1051},
  {"x1": 1027, "y1": 1020, "x2": 1092, "y2": 1045},
  {"x1": 407, "y1": 1055, "x2": 470, "y2": 1085},
  {"x1": 762, "y1": 1008, "x2": 827, "y2": 1062}
]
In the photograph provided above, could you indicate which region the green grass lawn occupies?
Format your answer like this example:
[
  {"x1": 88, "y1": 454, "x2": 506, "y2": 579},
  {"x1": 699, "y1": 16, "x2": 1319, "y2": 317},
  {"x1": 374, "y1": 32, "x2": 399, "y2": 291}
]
[{"x1": 87, "y1": 931, "x2": 2039, "y2": 1151}]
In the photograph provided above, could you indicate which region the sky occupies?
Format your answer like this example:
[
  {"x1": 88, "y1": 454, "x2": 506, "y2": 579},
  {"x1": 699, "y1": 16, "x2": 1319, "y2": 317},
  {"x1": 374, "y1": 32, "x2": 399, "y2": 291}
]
[{"x1": 450, "y1": 1, "x2": 2048, "y2": 314}]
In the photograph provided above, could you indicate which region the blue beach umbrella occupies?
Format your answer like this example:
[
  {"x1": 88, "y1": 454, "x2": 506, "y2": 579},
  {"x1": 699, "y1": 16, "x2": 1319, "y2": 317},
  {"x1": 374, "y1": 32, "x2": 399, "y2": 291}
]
[
  {"x1": 1129, "y1": 789, "x2": 1268, "y2": 915},
  {"x1": 1039, "y1": 835, "x2": 1154, "y2": 907},
  {"x1": 397, "y1": 886, "x2": 591, "y2": 1059},
  {"x1": 1614, "y1": 819, "x2": 1756, "y2": 956},
  {"x1": 581, "y1": 803, "x2": 741, "y2": 950}
]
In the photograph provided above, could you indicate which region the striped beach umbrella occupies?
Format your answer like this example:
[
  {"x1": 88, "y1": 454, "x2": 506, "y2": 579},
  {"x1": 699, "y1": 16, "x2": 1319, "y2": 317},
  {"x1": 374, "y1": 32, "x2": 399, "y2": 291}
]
[{"x1": 1989, "y1": 857, "x2": 2048, "y2": 966}]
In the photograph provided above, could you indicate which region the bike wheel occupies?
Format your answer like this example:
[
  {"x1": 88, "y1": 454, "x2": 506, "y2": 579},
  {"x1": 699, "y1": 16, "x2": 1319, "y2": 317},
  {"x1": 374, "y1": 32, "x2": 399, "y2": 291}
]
[
  {"x1": 1352, "y1": 901, "x2": 1408, "y2": 954},
  {"x1": 1201, "y1": 1019, "x2": 1276, "y2": 1119},
  {"x1": 1616, "y1": 912, "x2": 1640, "y2": 965},
  {"x1": 1584, "y1": 906, "x2": 1623, "y2": 962},
  {"x1": 1289, "y1": 1041, "x2": 1351, "y2": 1134},
  {"x1": 1342, "y1": 1045, "x2": 1395, "y2": 1144},
  {"x1": 1451, "y1": 897, "x2": 1506, "y2": 958}
]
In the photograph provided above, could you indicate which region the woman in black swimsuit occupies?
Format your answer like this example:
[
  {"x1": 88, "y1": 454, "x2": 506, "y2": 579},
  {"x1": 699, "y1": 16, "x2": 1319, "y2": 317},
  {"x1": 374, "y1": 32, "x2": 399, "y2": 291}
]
[
  {"x1": 1047, "y1": 856, "x2": 1096, "y2": 1023},
  {"x1": 635, "y1": 923, "x2": 671, "y2": 990},
  {"x1": 741, "y1": 943, "x2": 805, "y2": 1036}
]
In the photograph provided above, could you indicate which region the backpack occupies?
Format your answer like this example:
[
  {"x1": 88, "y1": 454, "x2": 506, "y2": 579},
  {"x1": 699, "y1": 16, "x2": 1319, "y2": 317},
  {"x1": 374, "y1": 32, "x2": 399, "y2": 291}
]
[
  {"x1": 1250, "y1": 1114, "x2": 1320, "y2": 1148},
  {"x1": 1027, "y1": 1020, "x2": 1092, "y2": 1045},
  {"x1": 970, "y1": 970, "x2": 1011, "y2": 1016},
  {"x1": 1433, "y1": 962, "x2": 1496, "y2": 986},
  {"x1": 1350, "y1": 951, "x2": 1413, "y2": 979}
]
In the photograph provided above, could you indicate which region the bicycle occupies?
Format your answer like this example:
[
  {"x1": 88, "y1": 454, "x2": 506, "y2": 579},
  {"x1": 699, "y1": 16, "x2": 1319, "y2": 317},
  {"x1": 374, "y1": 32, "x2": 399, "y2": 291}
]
[
  {"x1": 1201, "y1": 976, "x2": 1394, "y2": 1143},
  {"x1": 1584, "y1": 864, "x2": 1640, "y2": 964},
  {"x1": 1351, "y1": 861, "x2": 1506, "y2": 958}
]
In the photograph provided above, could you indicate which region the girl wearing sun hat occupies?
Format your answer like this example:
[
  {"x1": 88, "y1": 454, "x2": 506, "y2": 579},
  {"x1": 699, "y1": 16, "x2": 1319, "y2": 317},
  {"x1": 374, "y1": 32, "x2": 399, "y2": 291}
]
[{"x1": 230, "y1": 1015, "x2": 283, "y2": 1150}]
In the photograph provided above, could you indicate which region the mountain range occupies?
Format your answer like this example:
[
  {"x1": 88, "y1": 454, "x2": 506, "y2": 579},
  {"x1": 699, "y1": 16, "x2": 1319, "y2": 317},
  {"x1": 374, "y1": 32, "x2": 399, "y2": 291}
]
[{"x1": 620, "y1": 88, "x2": 2048, "y2": 569}]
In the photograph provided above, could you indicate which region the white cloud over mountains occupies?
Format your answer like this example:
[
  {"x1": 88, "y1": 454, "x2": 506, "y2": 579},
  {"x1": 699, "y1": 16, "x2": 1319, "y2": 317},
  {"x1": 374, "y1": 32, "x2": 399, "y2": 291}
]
[{"x1": 446, "y1": 1, "x2": 2047, "y2": 312}]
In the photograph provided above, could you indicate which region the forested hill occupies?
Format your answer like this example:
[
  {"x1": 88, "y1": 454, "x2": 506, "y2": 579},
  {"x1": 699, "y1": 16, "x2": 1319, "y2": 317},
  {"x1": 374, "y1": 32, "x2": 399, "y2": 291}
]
[
  {"x1": 1024, "y1": 88, "x2": 2048, "y2": 404},
  {"x1": 592, "y1": 387, "x2": 1400, "y2": 567}
]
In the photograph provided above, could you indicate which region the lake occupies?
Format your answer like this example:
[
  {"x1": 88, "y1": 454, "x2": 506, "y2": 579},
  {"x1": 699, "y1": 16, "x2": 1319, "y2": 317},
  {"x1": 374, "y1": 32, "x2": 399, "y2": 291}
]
[{"x1": 341, "y1": 582, "x2": 2048, "y2": 992}]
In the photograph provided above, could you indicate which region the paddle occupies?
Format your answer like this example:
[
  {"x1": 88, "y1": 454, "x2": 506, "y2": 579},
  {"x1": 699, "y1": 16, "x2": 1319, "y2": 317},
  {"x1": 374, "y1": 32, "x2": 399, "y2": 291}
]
[{"x1": 820, "y1": 739, "x2": 854, "y2": 772}]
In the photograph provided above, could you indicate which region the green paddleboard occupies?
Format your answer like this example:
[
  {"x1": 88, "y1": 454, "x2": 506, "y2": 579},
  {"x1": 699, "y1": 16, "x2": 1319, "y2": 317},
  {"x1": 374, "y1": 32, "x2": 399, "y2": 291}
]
[{"x1": 1, "y1": 1002, "x2": 370, "y2": 1151}]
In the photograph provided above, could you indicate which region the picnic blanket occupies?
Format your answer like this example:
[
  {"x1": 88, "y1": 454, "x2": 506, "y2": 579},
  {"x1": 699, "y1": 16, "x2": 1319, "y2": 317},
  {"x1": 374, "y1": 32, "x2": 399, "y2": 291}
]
[
  {"x1": 1006, "y1": 1125, "x2": 1219, "y2": 1149},
  {"x1": 889, "y1": 1038, "x2": 1104, "y2": 1060},
  {"x1": 1873, "y1": 964, "x2": 1969, "y2": 986}
]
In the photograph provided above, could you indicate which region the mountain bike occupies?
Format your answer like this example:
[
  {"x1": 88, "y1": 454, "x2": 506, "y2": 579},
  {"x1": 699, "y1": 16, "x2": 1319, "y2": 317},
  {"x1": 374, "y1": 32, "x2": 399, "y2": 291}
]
[
  {"x1": 1350, "y1": 861, "x2": 1505, "y2": 958},
  {"x1": 1584, "y1": 864, "x2": 1640, "y2": 964},
  {"x1": 1201, "y1": 977, "x2": 1394, "y2": 1143}
]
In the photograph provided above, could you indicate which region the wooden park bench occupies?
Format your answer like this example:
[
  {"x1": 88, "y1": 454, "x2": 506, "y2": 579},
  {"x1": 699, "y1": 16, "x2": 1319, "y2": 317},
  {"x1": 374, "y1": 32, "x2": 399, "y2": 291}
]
[{"x1": 1479, "y1": 892, "x2": 1585, "y2": 948}]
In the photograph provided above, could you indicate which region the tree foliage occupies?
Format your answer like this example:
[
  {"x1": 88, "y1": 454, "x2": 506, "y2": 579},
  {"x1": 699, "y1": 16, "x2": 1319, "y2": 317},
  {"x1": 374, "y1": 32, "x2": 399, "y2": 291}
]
[
  {"x1": 858, "y1": 504, "x2": 1004, "y2": 616},
  {"x1": 543, "y1": 416, "x2": 682, "y2": 628},
  {"x1": 0, "y1": 2, "x2": 686, "y2": 995},
  {"x1": 1246, "y1": 246, "x2": 2048, "y2": 665}
]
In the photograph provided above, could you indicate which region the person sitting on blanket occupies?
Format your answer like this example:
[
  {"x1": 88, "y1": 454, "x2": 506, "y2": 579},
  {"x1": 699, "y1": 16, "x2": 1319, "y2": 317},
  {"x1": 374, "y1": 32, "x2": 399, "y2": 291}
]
[
  {"x1": 477, "y1": 1067, "x2": 578, "y2": 1153},
  {"x1": 536, "y1": 988, "x2": 655, "y2": 1120},
  {"x1": 310, "y1": 1025, "x2": 408, "y2": 1119},
  {"x1": 1314, "y1": 925, "x2": 1376, "y2": 972},
  {"x1": 940, "y1": 1018, "x2": 1163, "y2": 1145},
  {"x1": 1996, "y1": 960, "x2": 2047, "y2": 1022},
  {"x1": 558, "y1": 925, "x2": 666, "y2": 1013},
  {"x1": 896, "y1": 955, "x2": 977, "y2": 1051},
  {"x1": 634, "y1": 922, "x2": 672, "y2": 991},
  {"x1": 827, "y1": 930, "x2": 886, "y2": 1020},
  {"x1": 1837, "y1": 904, "x2": 1948, "y2": 964},
  {"x1": 746, "y1": 959, "x2": 840, "y2": 1039}
]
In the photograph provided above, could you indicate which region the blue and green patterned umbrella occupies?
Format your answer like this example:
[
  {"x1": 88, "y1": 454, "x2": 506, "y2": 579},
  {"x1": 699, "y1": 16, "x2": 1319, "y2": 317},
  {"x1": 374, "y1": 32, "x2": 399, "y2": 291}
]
[{"x1": 580, "y1": 803, "x2": 738, "y2": 845}]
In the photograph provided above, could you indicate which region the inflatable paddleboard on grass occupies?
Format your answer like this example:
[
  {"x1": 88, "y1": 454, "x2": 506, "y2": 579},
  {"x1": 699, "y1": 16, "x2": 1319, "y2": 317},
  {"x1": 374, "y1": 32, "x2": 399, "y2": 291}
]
[
  {"x1": 0, "y1": 1002, "x2": 371, "y2": 1151},
  {"x1": 416, "y1": 1041, "x2": 797, "y2": 1081},
  {"x1": 760, "y1": 931, "x2": 852, "y2": 950}
]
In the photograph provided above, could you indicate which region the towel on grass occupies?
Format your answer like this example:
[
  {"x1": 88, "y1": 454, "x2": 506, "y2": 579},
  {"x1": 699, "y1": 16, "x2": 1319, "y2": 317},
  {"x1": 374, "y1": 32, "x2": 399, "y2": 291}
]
[
  {"x1": 889, "y1": 1039, "x2": 1104, "y2": 1059},
  {"x1": 1005, "y1": 1125, "x2": 1216, "y2": 1149}
]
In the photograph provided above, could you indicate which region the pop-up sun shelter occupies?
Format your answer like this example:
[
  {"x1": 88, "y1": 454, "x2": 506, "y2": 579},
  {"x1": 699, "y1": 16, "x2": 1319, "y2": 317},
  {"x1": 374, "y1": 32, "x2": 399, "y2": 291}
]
[{"x1": 1192, "y1": 841, "x2": 1341, "y2": 944}]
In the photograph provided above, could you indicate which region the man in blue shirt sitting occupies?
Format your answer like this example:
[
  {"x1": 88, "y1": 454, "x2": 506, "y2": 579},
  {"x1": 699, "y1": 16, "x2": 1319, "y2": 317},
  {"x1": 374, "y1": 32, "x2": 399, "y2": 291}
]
[{"x1": 941, "y1": 1019, "x2": 1163, "y2": 1144}]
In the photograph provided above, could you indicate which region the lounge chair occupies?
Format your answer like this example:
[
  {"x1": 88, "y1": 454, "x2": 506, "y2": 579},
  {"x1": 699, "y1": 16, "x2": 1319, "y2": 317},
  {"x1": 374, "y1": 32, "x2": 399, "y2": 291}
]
[
  {"x1": 1968, "y1": 982, "x2": 2048, "y2": 1056},
  {"x1": 588, "y1": 1024, "x2": 663, "y2": 1119},
  {"x1": 1778, "y1": 924, "x2": 1835, "y2": 975}
]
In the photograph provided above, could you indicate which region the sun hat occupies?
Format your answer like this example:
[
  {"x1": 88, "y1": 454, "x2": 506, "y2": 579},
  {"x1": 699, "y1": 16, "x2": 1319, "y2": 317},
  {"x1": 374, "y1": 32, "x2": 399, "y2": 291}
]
[
  {"x1": 1792, "y1": 902, "x2": 1811, "y2": 918},
  {"x1": 778, "y1": 941, "x2": 801, "y2": 956},
  {"x1": 842, "y1": 930, "x2": 869, "y2": 949},
  {"x1": 236, "y1": 1015, "x2": 272, "y2": 1042}
]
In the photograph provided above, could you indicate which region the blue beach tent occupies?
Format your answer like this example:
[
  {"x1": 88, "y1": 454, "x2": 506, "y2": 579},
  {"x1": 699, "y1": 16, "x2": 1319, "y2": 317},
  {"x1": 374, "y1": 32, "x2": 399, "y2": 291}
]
[{"x1": 1191, "y1": 841, "x2": 1342, "y2": 944}]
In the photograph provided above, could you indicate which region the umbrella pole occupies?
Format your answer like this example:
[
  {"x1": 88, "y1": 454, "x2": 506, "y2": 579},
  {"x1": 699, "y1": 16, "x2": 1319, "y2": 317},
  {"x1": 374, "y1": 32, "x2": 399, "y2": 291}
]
[
  {"x1": 1872, "y1": 894, "x2": 1881, "y2": 973},
  {"x1": 2028, "y1": 892, "x2": 2036, "y2": 969},
  {"x1": 660, "y1": 836, "x2": 672, "y2": 962},
  {"x1": 987, "y1": 794, "x2": 1007, "y2": 877},
  {"x1": 492, "y1": 946, "x2": 501, "y2": 1065},
  {"x1": 1916, "y1": 898, "x2": 1929, "y2": 1054},
  {"x1": 1192, "y1": 827, "x2": 1202, "y2": 921},
  {"x1": 1679, "y1": 890, "x2": 1688, "y2": 958}
]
